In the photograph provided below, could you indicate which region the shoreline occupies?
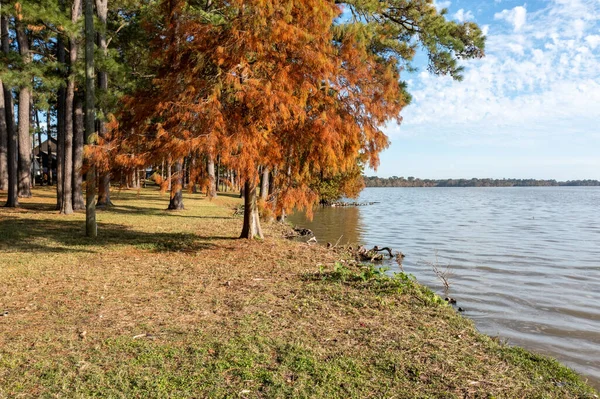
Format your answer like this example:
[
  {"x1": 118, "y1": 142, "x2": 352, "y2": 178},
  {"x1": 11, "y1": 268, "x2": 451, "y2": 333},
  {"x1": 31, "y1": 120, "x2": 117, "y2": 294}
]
[
  {"x1": 289, "y1": 187, "x2": 600, "y2": 390},
  {"x1": 362, "y1": 185, "x2": 600, "y2": 189},
  {"x1": 0, "y1": 187, "x2": 598, "y2": 397}
]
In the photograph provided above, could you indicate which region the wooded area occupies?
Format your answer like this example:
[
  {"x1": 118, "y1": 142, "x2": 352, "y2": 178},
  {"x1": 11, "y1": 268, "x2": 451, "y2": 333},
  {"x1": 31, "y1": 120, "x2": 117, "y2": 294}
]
[
  {"x1": 364, "y1": 176, "x2": 600, "y2": 187},
  {"x1": 0, "y1": 0, "x2": 485, "y2": 238}
]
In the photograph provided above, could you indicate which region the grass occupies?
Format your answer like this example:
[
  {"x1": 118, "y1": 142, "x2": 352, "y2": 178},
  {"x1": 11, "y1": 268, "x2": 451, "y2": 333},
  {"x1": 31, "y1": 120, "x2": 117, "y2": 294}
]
[{"x1": 0, "y1": 186, "x2": 598, "y2": 398}]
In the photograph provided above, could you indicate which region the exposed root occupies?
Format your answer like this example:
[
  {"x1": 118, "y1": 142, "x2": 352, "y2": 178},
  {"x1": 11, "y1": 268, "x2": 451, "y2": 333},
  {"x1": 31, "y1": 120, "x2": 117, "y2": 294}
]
[{"x1": 343, "y1": 245, "x2": 402, "y2": 263}]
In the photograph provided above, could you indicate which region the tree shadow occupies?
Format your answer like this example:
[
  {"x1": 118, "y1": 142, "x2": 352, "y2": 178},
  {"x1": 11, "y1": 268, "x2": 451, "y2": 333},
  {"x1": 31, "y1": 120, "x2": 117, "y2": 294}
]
[
  {"x1": 217, "y1": 192, "x2": 243, "y2": 199},
  {"x1": 102, "y1": 205, "x2": 236, "y2": 219},
  {"x1": 15, "y1": 202, "x2": 59, "y2": 212},
  {"x1": 0, "y1": 216, "x2": 233, "y2": 254}
]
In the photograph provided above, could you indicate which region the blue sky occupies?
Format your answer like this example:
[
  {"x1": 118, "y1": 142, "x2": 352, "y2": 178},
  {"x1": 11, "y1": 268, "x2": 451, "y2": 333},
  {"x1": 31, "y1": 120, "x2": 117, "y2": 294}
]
[{"x1": 369, "y1": 0, "x2": 600, "y2": 180}]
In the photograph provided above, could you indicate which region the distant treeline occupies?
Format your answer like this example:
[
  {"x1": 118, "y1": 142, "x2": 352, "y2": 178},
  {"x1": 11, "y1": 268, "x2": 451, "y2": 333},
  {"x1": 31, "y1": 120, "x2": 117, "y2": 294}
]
[{"x1": 364, "y1": 176, "x2": 600, "y2": 188}]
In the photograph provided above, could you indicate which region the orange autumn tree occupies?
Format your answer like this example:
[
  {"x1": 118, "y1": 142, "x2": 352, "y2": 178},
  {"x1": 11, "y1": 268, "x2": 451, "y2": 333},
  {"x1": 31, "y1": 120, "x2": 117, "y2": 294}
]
[
  {"x1": 116, "y1": 0, "x2": 409, "y2": 238},
  {"x1": 109, "y1": 0, "x2": 213, "y2": 210}
]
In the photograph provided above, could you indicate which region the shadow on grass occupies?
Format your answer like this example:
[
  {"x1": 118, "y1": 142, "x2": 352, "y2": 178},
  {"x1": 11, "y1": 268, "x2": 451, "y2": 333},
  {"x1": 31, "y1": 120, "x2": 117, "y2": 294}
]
[
  {"x1": 14, "y1": 202, "x2": 59, "y2": 212},
  {"x1": 217, "y1": 192, "x2": 243, "y2": 199},
  {"x1": 103, "y1": 205, "x2": 236, "y2": 219},
  {"x1": 0, "y1": 216, "x2": 234, "y2": 254}
]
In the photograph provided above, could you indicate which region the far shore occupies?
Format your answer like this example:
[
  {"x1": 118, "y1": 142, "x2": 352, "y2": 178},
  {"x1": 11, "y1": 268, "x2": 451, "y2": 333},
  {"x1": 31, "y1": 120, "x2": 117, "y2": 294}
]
[{"x1": 364, "y1": 176, "x2": 600, "y2": 188}]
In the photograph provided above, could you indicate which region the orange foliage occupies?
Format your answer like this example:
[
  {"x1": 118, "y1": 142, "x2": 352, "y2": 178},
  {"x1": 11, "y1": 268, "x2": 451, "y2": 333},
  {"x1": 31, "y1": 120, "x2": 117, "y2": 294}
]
[{"x1": 113, "y1": 0, "x2": 409, "y2": 214}]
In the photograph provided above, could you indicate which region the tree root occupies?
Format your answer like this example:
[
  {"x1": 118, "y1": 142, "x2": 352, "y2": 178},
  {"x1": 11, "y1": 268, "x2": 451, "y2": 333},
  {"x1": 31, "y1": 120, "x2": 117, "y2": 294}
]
[
  {"x1": 283, "y1": 227, "x2": 314, "y2": 239},
  {"x1": 343, "y1": 245, "x2": 404, "y2": 263}
]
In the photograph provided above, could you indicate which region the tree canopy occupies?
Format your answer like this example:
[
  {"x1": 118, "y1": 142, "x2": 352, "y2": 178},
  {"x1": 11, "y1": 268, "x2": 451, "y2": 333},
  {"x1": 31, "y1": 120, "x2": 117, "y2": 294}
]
[
  {"x1": 0, "y1": 0, "x2": 485, "y2": 238},
  {"x1": 106, "y1": 0, "x2": 483, "y2": 236}
]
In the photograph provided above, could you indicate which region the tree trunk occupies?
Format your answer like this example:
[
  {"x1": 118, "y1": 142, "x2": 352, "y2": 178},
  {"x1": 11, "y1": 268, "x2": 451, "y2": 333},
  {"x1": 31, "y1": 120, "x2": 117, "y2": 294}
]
[
  {"x1": 182, "y1": 157, "x2": 187, "y2": 188},
  {"x1": 95, "y1": 0, "x2": 112, "y2": 207},
  {"x1": 3, "y1": 84, "x2": 16, "y2": 206},
  {"x1": 191, "y1": 156, "x2": 197, "y2": 193},
  {"x1": 277, "y1": 209, "x2": 286, "y2": 222},
  {"x1": 97, "y1": 172, "x2": 112, "y2": 205},
  {"x1": 0, "y1": 118, "x2": 5, "y2": 191},
  {"x1": 56, "y1": 0, "x2": 66, "y2": 208},
  {"x1": 167, "y1": 158, "x2": 184, "y2": 210},
  {"x1": 167, "y1": 160, "x2": 172, "y2": 191},
  {"x1": 276, "y1": 166, "x2": 288, "y2": 222},
  {"x1": 0, "y1": 15, "x2": 7, "y2": 191},
  {"x1": 30, "y1": 99, "x2": 35, "y2": 188},
  {"x1": 215, "y1": 155, "x2": 220, "y2": 193},
  {"x1": 260, "y1": 167, "x2": 269, "y2": 201},
  {"x1": 47, "y1": 110, "x2": 53, "y2": 185},
  {"x1": 85, "y1": 0, "x2": 97, "y2": 237},
  {"x1": 268, "y1": 167, "x2": 275, "y2": 196},
  {"x1": 61, "y1": 72, "x2": 75, "y2": 213},
  {"x1": 17, "y1": 92, "x2": 31, "y2": 197},
  {"x1": 72, "y1": 95, "x2": 84, "y2": 209},
  {"x1": 60, "y1": 0, "x2": 82, "y2": 215},
  {"x1": 207, "y1": 154, "x2": 216, "y2": 199},
  {"x1": 0, "y1": 37, "x2": 7, "y2": 191},
  {"x1": 16, "y1": 20, "x2": 31, "y2": 198},
  {"x1": 240, "y1": 180, "x2": 263, "y2": 239},
  {"x1": 1, "y1": 14, "x2": 16, "y2": 206},
  {"x1": 35, "y1": 106, "x2": 42, "y2": 185},
  {"x1": 56, "y1": 85, "x2": 65, "y2": 202}
]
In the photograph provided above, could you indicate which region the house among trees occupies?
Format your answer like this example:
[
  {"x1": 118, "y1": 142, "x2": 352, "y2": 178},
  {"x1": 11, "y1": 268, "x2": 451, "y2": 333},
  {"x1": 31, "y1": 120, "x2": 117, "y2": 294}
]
[{"x1": 32, "y1": 137, "x2": 58, "y2": 185}]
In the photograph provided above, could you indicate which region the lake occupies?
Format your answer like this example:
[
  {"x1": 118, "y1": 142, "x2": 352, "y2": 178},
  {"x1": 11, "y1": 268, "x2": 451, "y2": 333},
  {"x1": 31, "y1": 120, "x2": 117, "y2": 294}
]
[{"x1": 288, "y1": 187, "x2": 600, "y2": 388}]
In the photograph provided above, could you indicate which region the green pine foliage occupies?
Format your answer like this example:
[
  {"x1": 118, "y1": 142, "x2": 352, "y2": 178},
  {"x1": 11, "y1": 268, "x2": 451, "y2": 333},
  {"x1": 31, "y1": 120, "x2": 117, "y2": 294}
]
[{"x1": 336, "y1": 0, "x2": 485, "y2": 80}]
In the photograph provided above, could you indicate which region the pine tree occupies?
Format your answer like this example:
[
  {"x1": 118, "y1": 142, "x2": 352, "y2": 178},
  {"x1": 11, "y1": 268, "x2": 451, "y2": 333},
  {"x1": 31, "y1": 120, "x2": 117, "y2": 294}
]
[
  {"x1": 15, "y1": 12, "x2": 32, "y2": 198},
  {"x1": 0, "y1": 10, "x2": 8, "y2": 191},
  {"x1": 1, "y1": 11, "x2": 17, "y2": 207},
  {"x1": 72, "y1": 94, "x2": 84, "y2": 209},
  {"x1": 60, "y1": 0, "x2": 82, "y2": 215},
  {"x1": 84, "y1": 0, "x2": 96, "y2": 236}
]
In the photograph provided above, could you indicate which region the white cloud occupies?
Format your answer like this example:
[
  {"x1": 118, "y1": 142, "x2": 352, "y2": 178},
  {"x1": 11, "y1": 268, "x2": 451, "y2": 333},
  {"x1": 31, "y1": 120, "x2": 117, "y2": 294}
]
[
  {"x1": 454, "y1": 9, "x2": 474, "y2": 22},
  {"x1": 573, "y1": 19, "x2": 586, "y2": 38},
  {"x1": 432, "y1": 0, "x2": 452, "y2": 11},
  {"x1": 507, "y1": 43, "x2": 525, "y2": 55},
  {"x1": 391, "y1": 0, "x2": 600, "y2": 151},
  {"x1": 494, "y1": 5, "x2": 527, "y2": 32},
  {"x1": 586, "y1": 35, "x2": 600, "y2": 49}
]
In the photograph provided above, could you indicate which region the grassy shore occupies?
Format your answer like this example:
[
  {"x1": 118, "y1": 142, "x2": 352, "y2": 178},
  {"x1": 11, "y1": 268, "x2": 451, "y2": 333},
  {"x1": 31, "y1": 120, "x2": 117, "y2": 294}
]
[{"x1": 0, "y1": 187, "x2": 597, "y2": 398}]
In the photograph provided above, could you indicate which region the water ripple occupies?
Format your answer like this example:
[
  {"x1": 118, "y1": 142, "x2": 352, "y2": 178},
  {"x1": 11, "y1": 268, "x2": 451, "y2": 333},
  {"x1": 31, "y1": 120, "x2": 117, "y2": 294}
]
[{"x1": 289, "y1": 187, "x2": 600, "y2": 389}]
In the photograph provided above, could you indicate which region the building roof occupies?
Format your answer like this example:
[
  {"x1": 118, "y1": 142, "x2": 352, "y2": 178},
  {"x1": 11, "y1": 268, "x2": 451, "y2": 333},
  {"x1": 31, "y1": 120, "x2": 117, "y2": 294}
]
[{"x1": 33, "y1": 137, "x2": 58, "y2": 155}]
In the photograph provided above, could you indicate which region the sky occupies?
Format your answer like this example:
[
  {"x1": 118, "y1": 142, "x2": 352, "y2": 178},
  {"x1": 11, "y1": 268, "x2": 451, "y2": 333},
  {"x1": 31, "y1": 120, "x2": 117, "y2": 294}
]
[{"x1": 369, "y1": 0, "x2": 600, "y2": 180}]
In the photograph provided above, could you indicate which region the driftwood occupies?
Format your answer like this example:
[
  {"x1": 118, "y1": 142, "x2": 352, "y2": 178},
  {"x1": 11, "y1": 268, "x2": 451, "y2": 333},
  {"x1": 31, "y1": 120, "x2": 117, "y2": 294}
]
[
  {"x1": 351, "y1": 245, "x2": 400, "y2": 262},
  {"x1": 283, "y1": 226, "x2": 314, "y2": 239},
  {"x1": 294, "y1": 227, "x2": 313, "y2": 236},
  {"x1": 321, "y1": 201, "x2": 380, "y2": 207},
  {"x1": 372, "y1": 246, "x2": 393, "y2": 257}
]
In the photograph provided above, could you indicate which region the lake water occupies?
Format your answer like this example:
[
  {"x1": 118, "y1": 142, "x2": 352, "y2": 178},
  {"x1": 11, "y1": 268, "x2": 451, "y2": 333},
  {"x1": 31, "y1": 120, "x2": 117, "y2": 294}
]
[{"x1": 288, "y1": 187, "x2": 600, "y2": 388}]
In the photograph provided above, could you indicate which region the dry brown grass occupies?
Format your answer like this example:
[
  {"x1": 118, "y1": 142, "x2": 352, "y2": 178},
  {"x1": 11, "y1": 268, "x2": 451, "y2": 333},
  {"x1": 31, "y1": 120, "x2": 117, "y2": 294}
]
[{"x1": 0, "y1": 186, "x2": 597, "y2": 398}]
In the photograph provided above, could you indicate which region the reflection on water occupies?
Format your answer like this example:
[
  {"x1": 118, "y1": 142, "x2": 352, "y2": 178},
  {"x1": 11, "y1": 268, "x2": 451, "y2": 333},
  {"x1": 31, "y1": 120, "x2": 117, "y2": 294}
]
[
  {"x1": 289, "y1": 206, "x2": 363, "y2": 246},
  {"x1": 288, "y1": 187, "x2": 600, "y2": 389}
]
